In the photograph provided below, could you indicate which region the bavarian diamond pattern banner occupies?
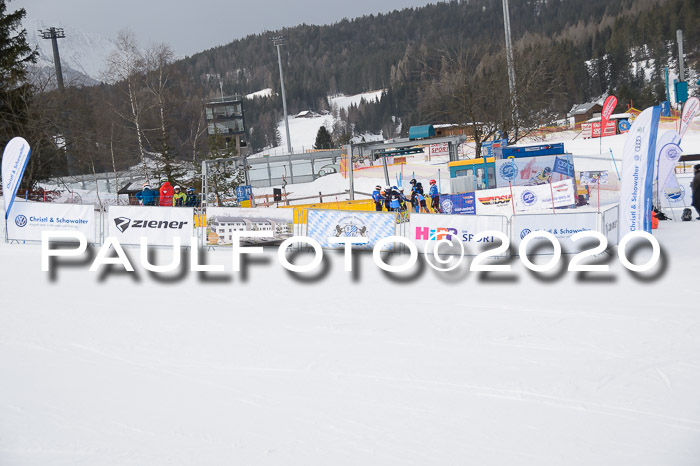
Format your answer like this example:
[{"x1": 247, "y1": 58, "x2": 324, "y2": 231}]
[{"x1": 307, "y1": 209, "x2": 397, "y2": 250}]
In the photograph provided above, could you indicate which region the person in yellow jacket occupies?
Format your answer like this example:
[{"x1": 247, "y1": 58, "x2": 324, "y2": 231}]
[{"x1": 172, "y1": 185, "x2": 187, "y2": 206}]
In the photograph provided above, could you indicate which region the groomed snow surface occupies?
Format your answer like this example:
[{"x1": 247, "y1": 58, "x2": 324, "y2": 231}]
[{"x1": 1, "y1": 218, "x2": 700, "y2": 465}]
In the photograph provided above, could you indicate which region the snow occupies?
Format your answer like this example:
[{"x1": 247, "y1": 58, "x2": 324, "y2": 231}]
[
  {"x1": 329, "y1": 90, "x2": 384, "y2": 111},
  {"x1": 245, "y1": 88, "x2": 273, "y2": 99},
  {"x1": 1, "y1": 208, "x2": 700, "y2": 465}
]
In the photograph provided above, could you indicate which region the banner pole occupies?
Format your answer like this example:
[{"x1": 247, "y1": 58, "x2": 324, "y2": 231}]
[
  {"x1": 597, "y1": 183, "x2": 600, "y2": 214},
  {"x1": 549, "y1": 180, "x2": 556, "y2": 214},
  {"x1": 508, "y1": 181, "x2": 515, "y2": 216},
  {"x1": 609, "y1": 148, "x2": 621, "y2": 181}
]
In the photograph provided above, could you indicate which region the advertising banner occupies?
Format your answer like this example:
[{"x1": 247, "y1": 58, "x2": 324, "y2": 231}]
[
  {"x1": 656, "y1": 143, "x2": 682, "y2": 194},
  {"x1": 654, "y1": 130, "x2": 681, "y2": 188},
  {"x1": 409, "y1": 213, "x2": 506, "y2": 255},
  {"x1": 512, "y1": 212, "x2": 598, "y2": 252},
  {"x1": 206, "y1": 207, "x2": 293, "y2": 246},
  {"x1": 514, "y1": 179, "x2": 576, "y2": 212},
  {"x1": 660, "y1": 174, "x2": 694, "y2": 209},
  {"x1": 582, "y1": 121, "x2": 616, "y2": 138},
  {"x1": 429, "y1": 142, "x2": 450, "y2": 158},
  {"x1": 601, "y1": 95, "x2": 618, "y2": 124},
  {"x1": 679, "y1": 96, "x2": 699, "y2": 139},
  {"x1": 2, "y1": 137, "x2": 31, "y2": 219},
  {"x1": 439, "y1": 192, "x2": 476, "y2": 215},
  {"x1": 619, "y1": 106, "x2": 661, "y2": 237},
  {"x1": 579, "y1": 171, "x2": 609, "y2": 185},
  {"x1": 108, "y1": 206, "x2": 194, "y2": 246},
  {"x1": 307, "y1": 210, "x2": 396, "y2": 250},
  {"x1": 495, "y1": 155, "x2": 572, "y2": 188},
  {"x1": 7, "y1": 202, "x2": 95, "y2": 242},
  {"x1": 474, "y1": 187, "x2": 514, "y2": 216},
  {"x1": 603, "y1": 206, "x2": 619, "y2": 246}
]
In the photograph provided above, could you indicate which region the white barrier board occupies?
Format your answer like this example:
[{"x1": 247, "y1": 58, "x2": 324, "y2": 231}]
[
  {"x1": 512, "y1": 212, "x2": 598, "y2": 252},
  {"x1": 409, "y1": 213, "x2": 507, "y2": 255},
  {"x1": 7, "y1": 202, "x2": 95, "y2": 242},
  {"x1": 108, "y1": 206, "x2": 193, "y2": 246}
]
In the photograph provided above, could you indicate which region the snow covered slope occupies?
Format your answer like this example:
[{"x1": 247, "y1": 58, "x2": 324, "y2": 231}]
[{"x1": 0, "y1": 218, "x2": 699, "y2": 465}]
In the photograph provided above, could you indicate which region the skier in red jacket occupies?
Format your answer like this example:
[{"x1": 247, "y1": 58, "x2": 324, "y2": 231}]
[{"x1": 159, "y1": 179, "x2": 174, "y2": 206}]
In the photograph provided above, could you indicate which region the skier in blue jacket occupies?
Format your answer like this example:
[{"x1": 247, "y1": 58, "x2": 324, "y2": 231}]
[
  {"x1": 135, "y1": 183, "x2": 157, "y2": 206},
  {"x1": 428, "y1": 179, "x2": 441, "y2": 213},
  {"x1": 372, "y1": 185, "x2": 384, "y2": 211}
]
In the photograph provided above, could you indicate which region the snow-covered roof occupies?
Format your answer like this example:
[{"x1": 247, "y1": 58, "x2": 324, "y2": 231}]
[
  {"x1": 586, "y1": 113, "x2": 632, "y2": 123},
  {"x1": 570, "y1": 101, "x2": 602, "y2": 115},
  {"x1": 211, "y1": 216, "x2": 245, "y2": 224}
]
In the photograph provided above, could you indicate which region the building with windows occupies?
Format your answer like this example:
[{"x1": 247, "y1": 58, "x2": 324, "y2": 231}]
[{"x1": 204, "y1": 95, "x2": 246, "y2": 153}]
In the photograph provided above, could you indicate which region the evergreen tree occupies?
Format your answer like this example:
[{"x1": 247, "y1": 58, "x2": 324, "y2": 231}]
[{"x1": 313, "y1": 125, "x2": 333, "y2": 149}]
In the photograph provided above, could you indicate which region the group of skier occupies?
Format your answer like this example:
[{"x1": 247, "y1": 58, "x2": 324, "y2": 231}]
[
  {"x1": 372, "y1": 178, "x2": 441, "y2": 213},
  {"x1": 135, "y1": 179, "x2": 199, "y2": 207}
]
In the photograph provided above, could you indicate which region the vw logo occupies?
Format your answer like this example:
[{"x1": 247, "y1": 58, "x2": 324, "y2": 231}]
[
  {"x1": 520, "y1": 229, "x2": 531, "y2": 239},
  {"x1": 15, "y1": 215, "x2": 28, "y2": 227}
]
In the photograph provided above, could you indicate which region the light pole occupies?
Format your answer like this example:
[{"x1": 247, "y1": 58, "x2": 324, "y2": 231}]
[
  {"x1": 501, "y1": 0, "x2": 519, "y2": 141},
  {"x1": 270, "y1": 35, "x2": 293, "y2": 155},
  {"x1": 38, "y1": 27, "x2": 66, "y2": 91}
]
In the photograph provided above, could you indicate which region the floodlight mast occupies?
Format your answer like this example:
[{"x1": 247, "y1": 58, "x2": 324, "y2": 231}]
[
  {"x1": 38, "y1": 27, "x2": 66, "y2": 91},
  {"x1": 269, "y1": 35, "x2": 293, "y2": 155}
]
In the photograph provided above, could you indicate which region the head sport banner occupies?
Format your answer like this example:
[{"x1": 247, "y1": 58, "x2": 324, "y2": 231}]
[
  {"x1": 108, "y1": 206, "x2": 194, "y2": 246},
  {"x1": 495, "y1": 155, "x2": 572, "y2": 188},
  {"x1": 439, "y1": 192, "x2": 476, "y2": 215},
  {"x1": 2, "y1": 137, "x2": 31, "y2": 220},
  {"x1": 513, "y1": 179, "x2": 576, "y2": 212},
  {"x1": 6, "y1": 202, "x2": 95, "y2": 242},
  {"x1": 619, "y1": 105, "x2": 661, "y2": 237},
  {"x1": 306, "y1": 210, "x2": 396, "y2": 250},
  {"x1": 679, "y1": 97, "x2": 699, "y2": 140},
  {"x1": 409, "y1": 213, "x2": 506, "y2": 256}
]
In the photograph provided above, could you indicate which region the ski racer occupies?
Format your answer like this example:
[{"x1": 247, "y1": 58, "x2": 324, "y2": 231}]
[
  {"x1": 398, "y1": 187, "x2": 409, "y2": 211},
  {"x1": 135, "y1": 183, "x2": 157, "y2": 206},
  {"x1": 428, "y1": 179, "x2": 440, "y2": 213},
  {"x1": 185, "y1": 187, "x2": 199, "y2": 207},
  {"x1": 372, "y1": 185, "x2": 384, "y2": 211},
  {"x1": 172, "y1": 185, "x2": 186, "y2": 206},
  {"x1": 389, "y1": 186, "x2": 401, "y2": 211},
  {"x1": 159, "y1": 178, "x2": 174, "y2": 206}
]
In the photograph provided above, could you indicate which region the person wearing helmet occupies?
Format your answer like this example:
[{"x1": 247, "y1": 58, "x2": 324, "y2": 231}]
[
  {"x1": 428, "y1": 179, "x2": 441, "y2": 213},
  {"x1": 384, "y1": 186, "x2": 394, "y2": 211},
  {"x1": 185, "y1": 187, "x2": 199, "y2": 207},
  {"x1": 172, "y1": 185, "x2": 186, "y2": 206},
  {"x1": 409, "y1": 179, "x2": 423, "y2": 212},
  {"x1": 398, "y1": 187, "x2": 409, "y2": 211},
  {"x1": 692, "y1": 164, "x2": 700, "y2": 219},
  {"x1": 135, "y1": 182, "x2": 157, "y2": 206},
  {"x1": 372, "y1": 185, "x2": 384, "y2": 211},
  {"x1": 534, "y1": 166, "x2": 552, "y2": 185},
  {"x1": 159, "y1": 178, "x2": 174, "y2": 206},
  {"x1": 389, "y1": 186, "x2": 401, "y2": 211}
]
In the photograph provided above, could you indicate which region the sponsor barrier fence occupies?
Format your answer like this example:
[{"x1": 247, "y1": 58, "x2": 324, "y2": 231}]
[
  {"x1": 6, "y1": 202, "x2": 98, "y2": 243},
  {"x1": 5, "y1": 201, "x2": 625, "y2": 258}
]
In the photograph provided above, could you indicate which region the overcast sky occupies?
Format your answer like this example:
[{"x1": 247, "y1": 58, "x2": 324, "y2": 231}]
[{"x1": 13, "y1": 0, "x2": 440, "y2": 56}]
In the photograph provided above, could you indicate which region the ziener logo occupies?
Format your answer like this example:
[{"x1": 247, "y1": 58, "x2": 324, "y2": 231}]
[
  {"x1": 114, "y1": 217, "x2": 131, "y2": 233},
  {"x1": 15, "y1": 215, "x2": 28, "y2": 227}
]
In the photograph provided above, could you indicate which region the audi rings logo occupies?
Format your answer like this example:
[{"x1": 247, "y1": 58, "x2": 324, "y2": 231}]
[
  {"x1": 15, "y1": 215, "x2": 28, "y2": 227},
  {"x1": 520, "y1": 229, "x2": 531, "y2": 239}
]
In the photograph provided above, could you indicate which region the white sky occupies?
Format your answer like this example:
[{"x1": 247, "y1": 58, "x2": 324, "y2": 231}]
[{"x1": 11, "y1": 0, "x2": 441, "y2": 56}]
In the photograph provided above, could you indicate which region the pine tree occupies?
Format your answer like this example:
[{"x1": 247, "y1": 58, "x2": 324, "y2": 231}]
[{"x1": 313, "y1": 125, "x2": 333, "y2": 150}]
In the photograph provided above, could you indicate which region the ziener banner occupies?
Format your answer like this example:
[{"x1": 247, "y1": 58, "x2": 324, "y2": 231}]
[
  {"x1": 2, "y1": 137, "x2": 31, "y2": 219},
  {"x1": 409, "y1": 213, "x2": 506, "y2": 255},
  {"x1": 7, "y1": 202, "x2": 95, "y2": 242},
  {"x1": 108, "y1": 206, "x2": 194, "y2": 246},
  {"x1": 619, "y1": 105, "x2": 661, "y2": 237},
  {"x1": 307, "y1": 209, "x2": 396, "y2": 250}
]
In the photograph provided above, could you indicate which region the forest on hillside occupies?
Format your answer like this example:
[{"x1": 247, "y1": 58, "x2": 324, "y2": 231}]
[{"x1": 1, "y1": 0, "x2": 699, "y2": 186}]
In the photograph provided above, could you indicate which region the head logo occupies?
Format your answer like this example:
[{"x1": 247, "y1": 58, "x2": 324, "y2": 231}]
[
  {"x1": 114, "y1": 217, "x2": 131, "y2": 233},
  {"x1": 520, "y1": 190, "x2": 537, "y2": 206},
  {"x1": 520, "y1": 229, "x2": 531, "y2": 239},
  {"x1": 15, "y1": 215, "x2": 27, "y2": 227}
]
